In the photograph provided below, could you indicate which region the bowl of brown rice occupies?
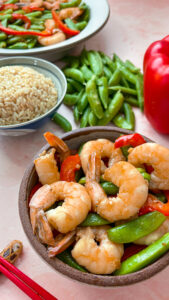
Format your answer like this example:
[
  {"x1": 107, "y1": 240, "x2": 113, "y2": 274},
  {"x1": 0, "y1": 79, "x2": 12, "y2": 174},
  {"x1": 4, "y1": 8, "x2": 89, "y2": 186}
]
[{"x1": 0, "y1": 56, "x2": 67, "y2": 136}]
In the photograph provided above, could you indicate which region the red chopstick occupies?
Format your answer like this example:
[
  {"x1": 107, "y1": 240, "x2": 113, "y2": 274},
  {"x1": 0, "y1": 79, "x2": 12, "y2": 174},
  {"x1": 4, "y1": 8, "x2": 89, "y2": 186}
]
[{"x1": 0, "y1": 255, "x2": 58, "y2": 300}]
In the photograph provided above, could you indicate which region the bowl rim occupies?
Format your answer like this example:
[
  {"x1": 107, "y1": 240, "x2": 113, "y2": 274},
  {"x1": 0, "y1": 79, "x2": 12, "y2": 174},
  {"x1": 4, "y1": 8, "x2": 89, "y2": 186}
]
[
  {"x1": 18, "y1": 126, "x2": 169, "y2": 287},
  {"x1": 0, "y1": 0, "x2": 110, "y2": 55},
  {"x1": 0, "y1": 56, "x2": 67, "y2": 129}
]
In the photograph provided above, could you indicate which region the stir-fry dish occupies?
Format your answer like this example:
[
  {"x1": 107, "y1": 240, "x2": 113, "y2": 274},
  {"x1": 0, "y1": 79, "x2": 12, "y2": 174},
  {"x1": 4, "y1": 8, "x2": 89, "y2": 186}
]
[
  {"x1": 29, "y1": 132, "x2": 169, "y2": 275},
  {"x1": 0, "y1": 0, "x2": 89, "y2": 49}
]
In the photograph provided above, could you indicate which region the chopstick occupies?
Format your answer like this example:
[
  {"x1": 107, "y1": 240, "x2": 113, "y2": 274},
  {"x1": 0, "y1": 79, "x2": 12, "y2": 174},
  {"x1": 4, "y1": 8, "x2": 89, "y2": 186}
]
[{"x1": 0, "y1": 255, "x2": 58, "y2": 300}]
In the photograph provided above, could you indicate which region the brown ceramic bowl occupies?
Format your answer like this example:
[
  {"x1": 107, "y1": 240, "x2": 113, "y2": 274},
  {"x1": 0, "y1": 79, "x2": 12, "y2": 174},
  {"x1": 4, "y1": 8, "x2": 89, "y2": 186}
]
[{"x1": 19, "y1": 126, "x2": 169, "y2": 287}]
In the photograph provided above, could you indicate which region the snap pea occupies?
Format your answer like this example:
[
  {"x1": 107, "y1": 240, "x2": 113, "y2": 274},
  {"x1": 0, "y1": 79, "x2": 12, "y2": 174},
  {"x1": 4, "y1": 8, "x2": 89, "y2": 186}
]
[
  {"x1": 80, "y1": 48, "x2": 89, "y2": 66},
  {"x1": 108, "y1": 69, "x2": 121, "y2": 86},
  {"x1": 101, "y1": 182, "x2": 119, "y2": 195},
  {"x1": 78, "y1": 176, "x2": 86, "y2": 184},
  {"x1": 115, "y1": 232, "x2": 169, "y2": 275},
  {"x1": 80, "y1": 213, "x2": 110, "y2": 227},
  {"x1": 8, "y1": 42, "x2": 28, "y2": 49},
  {"x1": 27, "y1": 38, "x2": 37, "y2": 49},
  {"x1": 8, "y1": 24, "x2": 26, "y2": 31},
  {"x1": 77, "y1": 92, "x2": 88, "y2": 114},
  {"x1": 60, "y1": 0, "x2": 82, "y2": 8},
  {"x1": 125, "y1": 60, "x2": 140, "y2": 74},
  {"x1": 67, "y1": 78, "x2": 84, "y2": 92},
  {"x1": 113, "y1": 103, "x2": 135, "y2": 130},
  {"x1": 30, "y1": 24, "x2": 45, "y2": 31},
  {"x1": 0, "y1": 14, "x2": 12, "y2": 21},
  {"x1": 125, "y1": 96, "x2": 139, "y2": 107},
  {"x1": 7, "y1": 36, "x2": 23, "y2": 45},
  {"x1": 120, "y1": 76, "x2": 129, "y2": 88},
  {"x1": 64, "y1": 55, "x2": 80, "y2": 69},
  {"x1": 67, "y1": 82, "x2": 75, "y2": 94},
  {"x1": 6, "y1": 0, "x2": 18, "y2": 3},
  {"x1": 103, "y1": 66, "x2": 112, "y2": 80},
  {"x1": 0, "y1": 8, "x2": 13, "y2": 14},
  {"x1": 109, "y1": 86, "x2": 137, "y2": 96},
  {"x1": 117, "y1": 63, "x2": 137, "y2": 84},
  {"x1": 64, "y1": 18, "x2": 78, "y2": 31},
  {"x1": 136, "y1": 74, "x2": 144, "y2": 111},
  {"x1": 78, "y1": 143, "x2": 85, "y2": 155},
  {"x1": 13, "y1": 9, "x2": 25, "y2": 14},
  {"x1": 25, "y1": 11, "x2": 42, "y2": 18},
  {"x1": 57, "y1": 249, "x2": 86, "y2": 272},
  {"x1": 99, "y1": 51, "x2": 115, "y2": 72},
  {"x1": 64, "y1": 68, "x2": 84, "y2": 84},
  {"x1": 121, "y1": 145, "x2": 130, "y2": 159},
  {"x1": 79, "y1": 3, "x2": 90, "y2": 22},
  {"x1": 73, "y1": 105, "x2": 80, "y2": 122},
  {"x1": 0, "y1": 41, "x2": 6, "y2": 48},
  {"x1": 80, "y1": 64, "x2": 93, "y2": 82},
  {"x1": 52, "y1": 112, "x2": 72, "y2": 132},
  {"x1": 86, "y1": 75, "x2": 104, "y2": 119},
  {"x1": 136, "y1": 168, "x2": 151, "y2": 181},
  {"x1": 87, "y1": 51, "x2": 103, "y2": 77},
  {"x1": 97, "y1": 76, "x2": 109, "y2": 109},
  {"x1": 80, "y1": 106, "x2": 90, "y2": 128},
  {"x1": 40, "y1": 13, "x2": 52, "y2": 20},
  {"x1": 108, "y1": 211, "x2": 166, "y2": 244},
  {"x1": 97, "y1": 91, "x2": 124, "y2": 126},
  {"x1": 63, "y1": 93, "x2": 79, "y2": 106},
  {"x1": 88, "y1": 110, "x2": 98, "y2": 126},
  {"x1": 76, "y1": 21, "x2": 87, "y2": 31},
  {"x1": 1, "y1": 18, "x2": 8, "y2": 27},
  {"x1": 0, "y1": 33, "x2": 7, "y2": 41},
  {"x1": 13, "y1": 19, "x2": 23, "y2": 26}
]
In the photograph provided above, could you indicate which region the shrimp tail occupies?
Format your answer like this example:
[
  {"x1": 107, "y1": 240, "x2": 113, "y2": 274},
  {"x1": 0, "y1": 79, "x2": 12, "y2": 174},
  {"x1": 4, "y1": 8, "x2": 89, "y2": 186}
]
[
  {"x1": 44, "y1": 132, "x2": 70, "y2": 161},
  {"x1": 86, "y1": 152, "x2": 101, "y2": 183},
  {"x1": 48, "y1": 230, "x2": 76, "y2": 257},
  {"x1": 35, "y1": 210, "x2": 55, "y2": 247}
]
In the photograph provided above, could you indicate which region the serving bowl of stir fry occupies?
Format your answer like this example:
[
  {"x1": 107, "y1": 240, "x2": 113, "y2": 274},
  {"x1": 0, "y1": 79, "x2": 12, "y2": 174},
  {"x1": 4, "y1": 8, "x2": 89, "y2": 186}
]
[
  {"x1": 19, "y1": 127, "x2": 169, "y2": 286},
  {"x1": 0, "y1": 0, "x2": 109, "y2": 61}
]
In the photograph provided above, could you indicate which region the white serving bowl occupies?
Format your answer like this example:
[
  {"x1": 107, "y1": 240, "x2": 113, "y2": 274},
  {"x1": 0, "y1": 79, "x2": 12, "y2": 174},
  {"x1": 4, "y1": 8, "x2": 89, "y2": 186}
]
[{"x1": 0, "y1": 0, "x2": 110, "y2": 61}]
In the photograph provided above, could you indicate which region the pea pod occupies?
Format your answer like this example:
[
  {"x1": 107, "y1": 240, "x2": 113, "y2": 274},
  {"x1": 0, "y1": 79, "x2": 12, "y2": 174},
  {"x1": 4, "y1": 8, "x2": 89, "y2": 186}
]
[
  {"x1": 88, "y1": 110, "x2": 98, "y2": 126},
  {"x1": 103, "y1": 66, "x2": 112, "y2": 80},
  {"x1": 60, "y1": 0, "x2": 81, "y2": 8},
  {"x1": 125, "y1": 96, "x2": 139, "y2": 107},
  {"x1": 101, "y1": 182, "x2": 119, "y2": 195},
  {"x1": 113, "y1": 103, "x2": 135, "y2": 130},
  {"x1": 7, "y1": 36, "x2": 23, "y2": 45},
  {"x1": 0, "y1": 33, "x2": 7, "y2": 41},
  {"x1": 121, "y1": 145, "x2": 130, "y2": 159},
  {"x1": 52, "y1": 112, "x2": 72, "y2": 132},
  {"x1": 120, "y1": 76, "x2": 129, "y2": 88},
  {"x1": 80, "y1": 64, "x2": 93, "y2": 82},
  {"x1": 0, "y1": 41, "x2": 6, "y2": 48},
  {"x1": 64, "y1": 56, "x2": 80, "y2": 69},
  {"x1": 108, "y1": 211, "x2": 166, "y2": 244},
  {"x1": 114, "y1": 54, "x2": 137, "y2": 84},
  {"x1": 109, "y1": 86, "x2": 137, "y2": 96},
  {"x1": 99, "y1": 51, "x2": 115, "y2": 72},
  {"x1": 77, "y1": 92, "x2": 88, "y2": 114},
  {"x1": 25, "y1": 11, "x2": 42, "y2": 18},
  {"x1": 67, "y1": 82, "x2": 75, "y2": 94},
  {"x1": 64, "y1": 18, "x2": 77, "y2": 31},
  {"x1": 63, "y1": 93, "x2": 79, "y2": 106},
  {"x1": 80, "y1": 106, "x2": 90, "y2": 128},
  {"x1": 86, "y1": 75, "x2": 104, "y2": 119},
  {"x1": 67, "y1": 78, "x2": 84, "y2": 92},
  {"x1": 87, "y1": 51, "x2": 103, "y2": 77},
  {"x1": 64, "y1": 68, "x2": 84, "y2": 84},
  {"x1": 97, "y1": 76, "x2": 109, "y2": 109},
  {"x1": 73, "y1": 105, "x2": 80, "y2": 122},
  {"x1": 115, "y1": 233, "x2": 169, "y2": 275},
  {"x1": 57, "y1": 249, "x2": 86, "y2": 272},
  {"x1": 8, "y1": 42, "x2": 28, "y2": 49},
  {"x1": 108, "y1": 69, "x2": 121, "y2": 86},
  {"x1": 125, "y1": 60, "x2": 140, "y2": 74},
  {"x1": 97, "y1": 91, "x2": 124, "y2": 126},
  {"x1": 81, "y1": 213, "x2": 110, "y2": 227},
  {"x1": 0, "y1": 14, "x2": 12, "y2": 21},
  {"x1": 79, "y1": 3, "x2": 90, "y2": 22},
  {"x1": 27, "y1": 38, "x2": 37, "y2": 49},
  {"x1": 76, "y1": 21, "x2": 87, "y2": 31},
  {"x1": 136, "y1": 74, "x2": 144, "y2": 111},
  {"x1": 78, "y1": 143, "x2": 85, "y2": 155},
  {"x1": 80, "y1": 48, "x2": 89, "y2": 65}
]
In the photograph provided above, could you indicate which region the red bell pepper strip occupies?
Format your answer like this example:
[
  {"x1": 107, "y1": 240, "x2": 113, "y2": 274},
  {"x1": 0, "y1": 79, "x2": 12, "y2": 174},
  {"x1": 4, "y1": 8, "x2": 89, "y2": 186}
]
[
  {"x1": 114, "y1": 133, "x2": 146, "y2": 149},
  {"x1": 28, "y1": 182, "x2": 42, "y2": 204},
  {"x1": 22, "y1": 6, "x2": 44, "y2": 12},
  {"x1": 60, "y1": 154, "x2": 81, "y2": 182},
  {"x1": 121, "y1": 244, "x2": 147, "y2": 262},
  {"x1": 12, "y1": 13, "x2": 31, "y2": 29},
  {"x1": 139, "y1": 192, "x2": 169, "y2": 216},
  {"x1": 52, "y1": 10, "x2": 80, "y2": 36},
  {"x1": 0, "y1": 24, "x2": 51, "y2": 36},
  {"x1": 143, "y1": 35, "x2": 169, "y2": 134},
  {"x1": 0, "y1": 3, "x2": 18, "y2": 10}
]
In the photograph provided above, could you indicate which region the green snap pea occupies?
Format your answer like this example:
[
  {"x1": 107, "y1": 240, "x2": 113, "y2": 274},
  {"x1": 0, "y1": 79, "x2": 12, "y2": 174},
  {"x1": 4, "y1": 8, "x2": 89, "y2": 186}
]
[
  {"x1": 40, "y1": 13, "x2": 52, "y2": 20},
  {"x1": 0, "y1": 41, "x2": 6, "y2": 48},
  {"x1": 120, "y1": 76, "x2": 129, "y2": 88},
  {"x1": 99, "y1": 51, "x2": 115, "y2": 72},
  {"x1": 1, "y1": 18, "x2": 8, "y2": 27},
  {"x1": 6, "y1": 0, "x2": 18, "y2": 3},
  {"x1": 57, "y1": 249, "x2": 86, "y2": 272},
  {"x1": 77, "y1": 92, "x2": 88, "y2": 114},
  {"x1": 27, "y1": 38, "x2": 37, "y2": 49},
  {"x1": 0, "y1": 33, "x2": 7, "y2": 41},
  {"x1": 73, "y1": 105, "x2": 80, "y2": 122},
  {"x1": 76, "y1": 21, "x2": 87, "y2": 31},
  {"x1": 8, "y1": 42, "x2": 28, "y2": 49},
  {"x1": 67, "y1": 82, "x2": 75, "y2": 94},
  {"x1": 78, "y1": 143, "x2": 85, "y2": 155},
  {"x1": 79, "y1": 3, "x2": 90, "y2": 22},
  {"x1": 60, "y1": 0, "x2": 81, "y2": 8},
  {"x1": 125, "y1": 59, "x2": 140, "y2": 74},
  {"x1": 25, "y1": 11, "x2": 42, "y2": 18},
  {"x1": 67, "y1": 78, "x2": 84, "y2": 92},
  {"x1": 113, "y1": 103, "x2": 135, "y2": 130},
  {"x1": 80, "y1": 48, "x2": 89, "y2": 65},
  {"x1": 64, "y1": 55, "x2": 80, "y2": 69},
  {"x1": 8, "y1": 24, "x2": 26, "y2": 31},
  {"x1": 52, "y1": 112, "x2": 72, "y2": 132},
  {"x1": 63, "y1": 93, "x2": 79, "y2": 106},
  {"x1": 108, "y1": 211, "x2": 166, "y2": 244},
  {"x1": 97, "y1": 91, "x2": 124, "y2": 126},
  {"x1": 64, "y1": 68, "x2": 84, "y2": 84},
  {"x1": 109, "y1": 86, "x2": 137, "y2": 96},
  {"x1": 87, "y1": 50, "x2": 103, "y2": 77},
  {"x1": 137, "y1": 168, "x2": 151, "y2": 181},
  {"x1": 97, "y1": 76, "x2": 109, "y2": 109},
  {"x1": 121, "y1": 145, "x2": 130, "y2": 159},
  {"x1": 81, "y1": 213, "x2": 110, "y2": 227},
  {"x1": 30, "y1": 24, "x2": 45, "y2": 31},
  {"x1": 103, "y1": 66, "x2": 112, "y2": 79},
  {"x1": 0, "y1": 14, "x2": 12, "y2": 21},
  {"x1": 78, "y1": 176, "x2": 86, "y2": 184},
  {"x1": 80, "y1": 64, "x2": 93, "y2": 82},
  {"x1": 80, "y1": 106, "x2": 90, "y2": 128},
  {"x1": 86, "y1": 75, "x2": 104, "y2": 119},
  {"x1": 0, "y1": 8, "x2": 13, "y2": 14},
  {"x1": 7, "y1": 36, "x2": 23, "y2": 45},
  {"x1": 101, "y1": 182, "x2": 119, "y2": 195},
  {"x1": 88, "y1": 110, "x2": 98, "y2": 126},
  {"x1": 124, "y1": 96, "x2": 139, "y2": 107},
  {"x1": 136, "y1": 74, "x2": 144, "y2": 111},
  {"x1": 115, "y1": 232, "x2": 169, "y2": 275},
  {"x1": 64, "y1": 18, "x2": 77, "y2": 31},
  {"x1": 13, "y1": 19, "x2": 23, "y2": 26},
  {"x1": 118, "y1": 63, "x2": 137, "y2": 84},
  {"x1": 108, "y1": 69, "x2": 121, "y2": 86},
  {"x1": 13, "y1": 9, "x2": 25, "y2": 14}
]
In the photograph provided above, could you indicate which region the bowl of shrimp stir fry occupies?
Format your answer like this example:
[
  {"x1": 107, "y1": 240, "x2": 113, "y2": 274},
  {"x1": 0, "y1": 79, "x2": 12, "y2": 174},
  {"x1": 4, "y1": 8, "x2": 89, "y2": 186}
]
[
  {"x1": 0, "y1": 0, "x2": 109, "y2": 61},
  {"x1": 19, "y1": 126, "x2": 169, "y2": 286}
]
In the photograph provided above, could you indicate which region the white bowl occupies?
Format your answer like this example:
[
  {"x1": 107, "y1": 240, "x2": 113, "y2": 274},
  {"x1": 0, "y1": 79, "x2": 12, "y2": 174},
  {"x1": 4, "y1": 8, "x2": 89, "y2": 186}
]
[{"x1": 0, "y1": 0, "x2": 110, "y2": 61}]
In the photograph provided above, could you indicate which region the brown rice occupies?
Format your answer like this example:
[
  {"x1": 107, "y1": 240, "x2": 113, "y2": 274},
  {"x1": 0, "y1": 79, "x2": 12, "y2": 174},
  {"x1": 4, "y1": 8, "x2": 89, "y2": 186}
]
[{"x1": 0, "y1": 66, "x2": 58, "y2": 126}]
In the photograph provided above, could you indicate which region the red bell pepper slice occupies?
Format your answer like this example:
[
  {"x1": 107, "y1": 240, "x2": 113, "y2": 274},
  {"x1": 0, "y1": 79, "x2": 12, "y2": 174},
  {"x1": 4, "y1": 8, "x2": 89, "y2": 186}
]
[
  {"x1": 60, "y1": 154, "x2": 81, "y2": 182},
  {"x1": 28, "y1": 182, "x2": 42, "y2": 204},
  {"x1": 121, "y1": 244, "x2": 147, "y2": 262},
  {"x1": 12, "y1": 13, "x2": 31, "y2": 29},
  {"x1": 0, "y1": 24, "x2": 51, "y2": 36},
  {"x1": 139, "y1": 192, "x2": 169, "y2": 216},
  {"x1": 0, "y1": 3, "x2": 18, "y2": 10},
  {"x1": 114, "y1": 133, "x2": 146, "y2": 149},
  {"x1": 52, "y1": 10, "x2": 80, "y2": 36},
  {"x1": 22, "y1": 6, "x2": 44, "y2": 12}
]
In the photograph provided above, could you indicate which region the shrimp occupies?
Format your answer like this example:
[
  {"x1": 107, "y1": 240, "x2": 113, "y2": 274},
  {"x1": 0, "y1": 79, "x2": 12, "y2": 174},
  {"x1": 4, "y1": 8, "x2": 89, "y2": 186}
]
[
  {"x1": 48, "y1": 230, "x2": 76, "y2": 257},
  {"x1": 128, "y1": 143, "x2": 169, "y2": 190},
  {"x1": 43, "y1": 1, "x2": 60, "y2": 10},
  {"x1": 59, "y1": 7, "x2": 83, "y2": 20},
  {"x1": 30, "y1": 181, "x2": 91, "y2": 242},
  {"x1": 86, "y1": 153, "x2": 148, "y2": 222},
  {"x1": 34, "y1": 148, "x2": 60, "y2": 185},
  {"x1": 80, "y1": 139, "x2": 125, "y2": 174},
  {"x1": 71, "y1": 226, "x2": 124, "y2": 274},
  {"x1": 44, "y1": 132, "x2": 70, "y2": 162},
  {"x1": 38, "y1": 31, "x2": 66, "y2": 46}
]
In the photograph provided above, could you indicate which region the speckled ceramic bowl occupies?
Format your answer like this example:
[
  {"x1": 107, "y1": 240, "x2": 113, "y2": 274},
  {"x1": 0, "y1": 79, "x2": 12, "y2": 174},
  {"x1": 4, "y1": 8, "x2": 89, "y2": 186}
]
[
  {"x1": 19, "y1": 127, "x2": 169, "y2": 286},
  {"x1": 0, "y1": 56, "x2": 67, "y2": 136}
]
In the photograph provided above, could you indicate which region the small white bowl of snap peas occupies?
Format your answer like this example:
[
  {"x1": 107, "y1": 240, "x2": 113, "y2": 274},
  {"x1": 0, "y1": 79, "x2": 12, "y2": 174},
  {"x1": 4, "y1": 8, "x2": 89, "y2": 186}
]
[
  {"x1": 0, "y1": 0, "x2": 110, "y2": 62},
  {"x1": 19, "y1": 127, "x2": 169, "y2": 287}
]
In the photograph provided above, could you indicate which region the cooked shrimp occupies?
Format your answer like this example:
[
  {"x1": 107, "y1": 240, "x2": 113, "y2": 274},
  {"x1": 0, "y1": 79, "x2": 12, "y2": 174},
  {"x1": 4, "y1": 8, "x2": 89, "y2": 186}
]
[
  {"x1": 59, "y1": 7, "x2": 83, "y2": 20},
  {"x1": 38, "y1": 31, "x2": 66, "y2": 46},
  {"x1": 44, "y1": 132, "x2": 70, "y2": 162},
  {"x1": 30, "y1": 0, "x2": 43, "y2": 7},
  {"x1": 135, "y1": 217, "x2": 169, "y2": 245},
  {"x1": 30, "y1": 181, "x2": 91, "y2": 239},
  {"x1": 34, "y1": 148, "x2": 60, "y2": 185},
  {"x1": 80, "y1": 139, "x2": 125, "y2": 174},
  {"x1": 128, "y1": 143, "x2": 169, "y2": 190},
  {"x1": 44, "y1": 19, "x2": 57, "y2": 32},
  {"x1": 48, "y1": 230, "x2": 76, "y2": 257},
  {"x1": 43, "y1": 1, "x2": 60, "y2": 10},
  {"x1": 71, "y1": 226, "x2": 124, "y2": 274},
  {"x1": 86, "y1": 153, "x2": 148, "y2": 222}
]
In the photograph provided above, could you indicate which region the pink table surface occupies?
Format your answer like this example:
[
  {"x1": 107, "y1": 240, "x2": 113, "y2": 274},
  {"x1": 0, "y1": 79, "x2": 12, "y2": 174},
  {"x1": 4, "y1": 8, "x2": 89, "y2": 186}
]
[{"x1": 0, "y1": 0, "x2": 169, "y2": 299}]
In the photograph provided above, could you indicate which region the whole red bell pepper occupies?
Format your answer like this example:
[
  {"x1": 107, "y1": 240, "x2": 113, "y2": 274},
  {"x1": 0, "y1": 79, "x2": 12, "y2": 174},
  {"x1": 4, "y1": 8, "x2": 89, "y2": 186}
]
[
  {"x1": 144, "y1": 35, "x2": 169, "y2": 134},
  {"x1": 60, "y1": 154, "x2": 81, "y2": 182}
]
